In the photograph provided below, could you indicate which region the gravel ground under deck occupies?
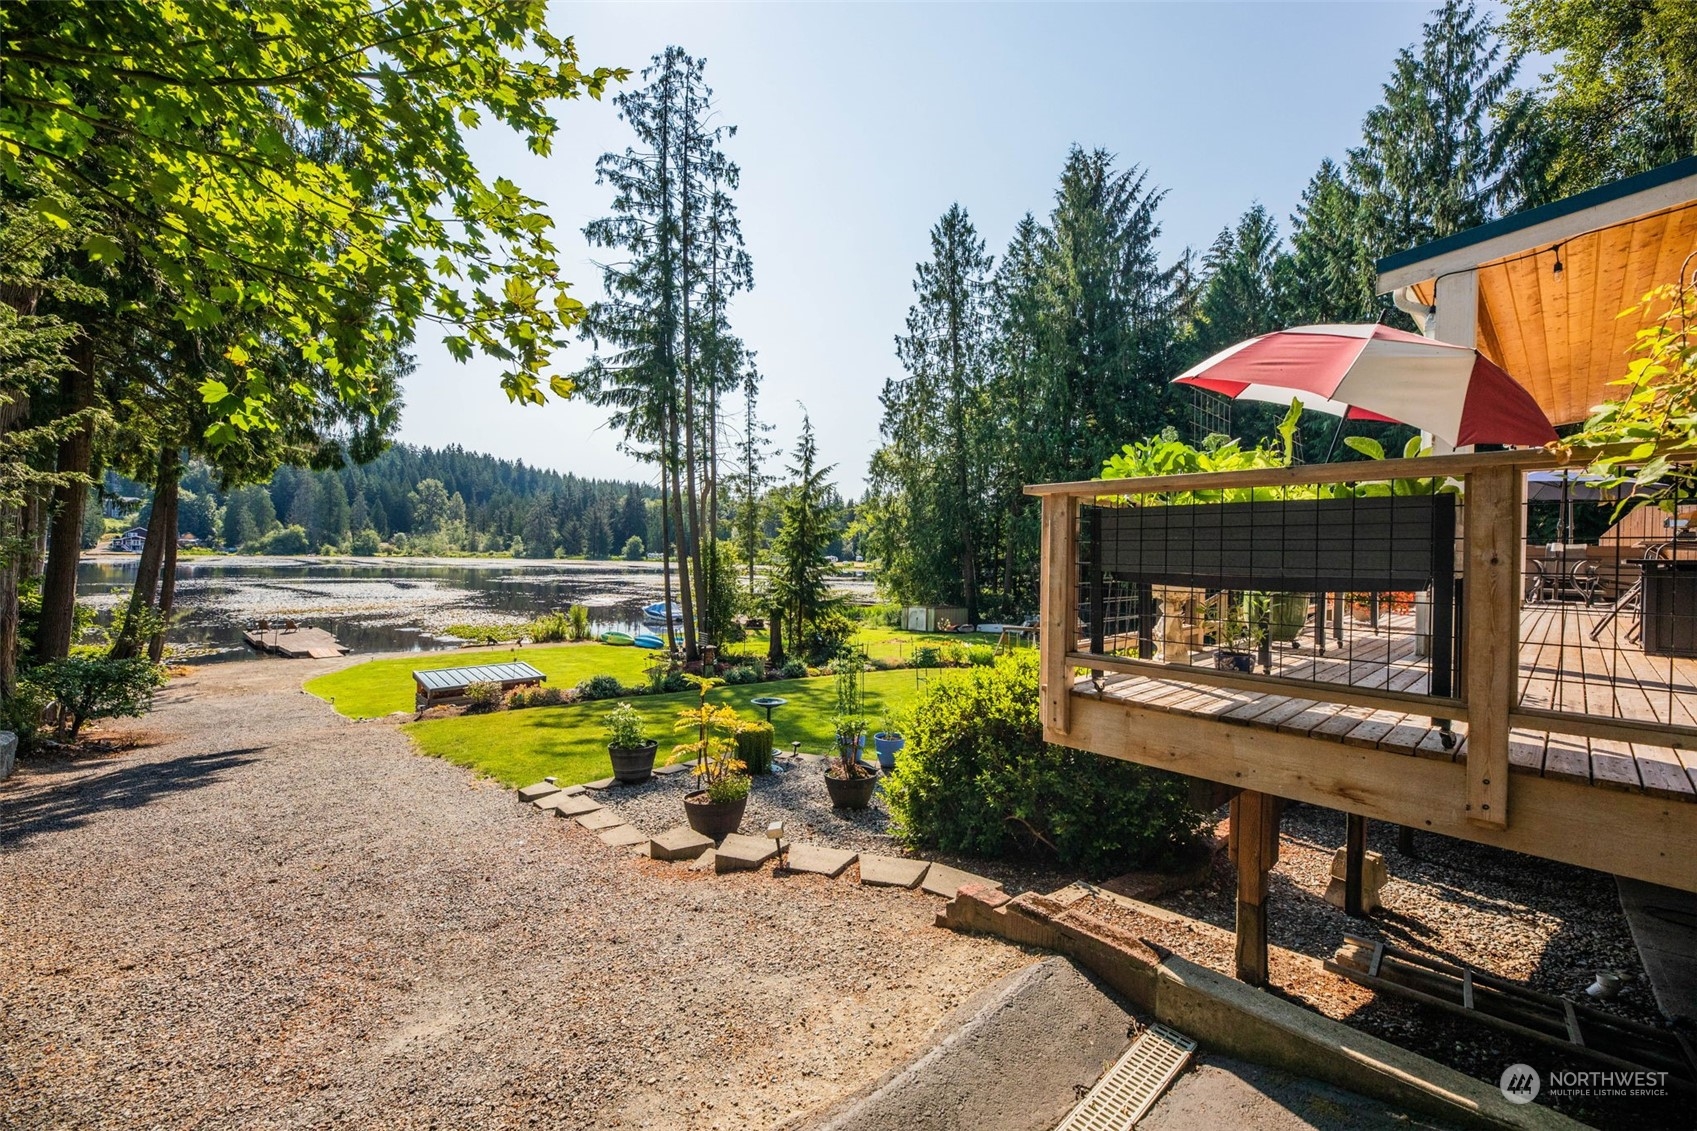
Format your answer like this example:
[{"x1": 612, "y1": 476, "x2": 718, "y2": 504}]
[{"x1": 0, "y1": 658, "x2": 1033, "y2": 1130}]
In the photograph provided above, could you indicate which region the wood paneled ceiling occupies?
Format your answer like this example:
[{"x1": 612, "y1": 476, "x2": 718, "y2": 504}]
[
  {"x1": 1380, "y1": 159, "x2": 1697, "y2": 431},
  {"x1": 1406, "y1": 203, "x2": 1697, "y2": 427}
]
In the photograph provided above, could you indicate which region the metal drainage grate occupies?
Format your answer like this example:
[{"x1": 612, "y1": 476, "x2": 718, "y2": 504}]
[{"x1": 1055, "y1": 1023, "x2": 1196, "y2": 1131}]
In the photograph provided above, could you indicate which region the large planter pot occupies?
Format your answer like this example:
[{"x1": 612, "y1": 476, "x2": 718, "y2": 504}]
[
  {"x1": 1213, "y1": 649, "x2": 1254, "y2": 674},
  {"x1": 683, "y1": 789, "x2": 747, "y2": 839},
  {"x1": 608, "y1": 741, "x2": 659, "y2": 784},
  {"x1": 824, "y1": 766, "x2": 880, "y2": 809},
  {"x1": 873, "y1": 732, "x2": 905, "y2": 771}
]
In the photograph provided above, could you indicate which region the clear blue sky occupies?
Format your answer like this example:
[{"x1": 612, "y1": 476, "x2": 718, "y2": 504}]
[{"x1": 401, "y1": 2, "x2": 1443, "y2": 493}]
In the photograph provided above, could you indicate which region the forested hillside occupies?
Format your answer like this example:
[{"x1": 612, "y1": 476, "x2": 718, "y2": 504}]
[{"x1": 120, "y1": 445, "x2": 655, "y2": 559}]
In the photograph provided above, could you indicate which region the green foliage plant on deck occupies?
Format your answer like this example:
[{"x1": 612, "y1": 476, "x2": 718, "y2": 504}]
[
  {"x1": 1098, "y1": 401, "x2": 1459, "y2": 503},
  {"x1": 882, "y1": 651, "x2": 1201, "y2": 876},
  {"x1": 1560, "y1": 284, "x2": 1697, "y2": 502}
]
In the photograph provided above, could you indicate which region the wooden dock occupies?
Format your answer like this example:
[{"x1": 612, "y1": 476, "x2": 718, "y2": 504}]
[{"x1": 243, "y1": 626, "x2": 348, "y2": 659}]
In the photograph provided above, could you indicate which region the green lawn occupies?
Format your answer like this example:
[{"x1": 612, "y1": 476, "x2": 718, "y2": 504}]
[
  {"x1": 402, "y1": 668, "x2": 931, "y2": 789},
  {"x1": 723, "y1": 625, "x2": 1001, "y2": 667},
  {"x1": 304, "y1": 641, "x2": 657, "y2": 718}
]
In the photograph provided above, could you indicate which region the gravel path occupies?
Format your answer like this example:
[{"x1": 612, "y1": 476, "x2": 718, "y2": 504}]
[{"x1": 0, "y1": 658, "x2": 1032, "y2": 1130}]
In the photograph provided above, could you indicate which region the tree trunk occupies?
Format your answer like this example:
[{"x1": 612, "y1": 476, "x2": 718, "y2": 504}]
[
  {"x1": 112, "y1": 446, "x2": 178, "y2": 659},
  {"x1": 767, "y1": 605, "x2": 783, "y2": 666},
  {"x1": 37, "y1": 341, "x2": 96, "y2": 662},
  {"x1": 148, "y1": 484, "x2": 180, "y2": 662},
  {"x1": 659, "y1": 461, "x2": 676, "y2": 656}
]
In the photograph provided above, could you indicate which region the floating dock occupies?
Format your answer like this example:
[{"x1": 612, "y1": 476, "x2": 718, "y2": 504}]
[{"x1": 242, "y1": 626, "x2": 349, "y2": 659}]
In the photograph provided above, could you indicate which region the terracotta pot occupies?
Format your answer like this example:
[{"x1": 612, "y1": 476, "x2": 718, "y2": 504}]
[
  {"x1": 824, "y1": 766, "x2": 880, "y2": 809},
  {"x1": 683, "y1": 789, "x2": 747, "y2": 839},
  {"x1": 608, "y1": 741, "x2": 658, "y2": 784}
]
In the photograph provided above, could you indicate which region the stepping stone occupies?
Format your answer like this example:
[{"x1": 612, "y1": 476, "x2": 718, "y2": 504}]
[
  {"x1": 688, "y1": 849, "x2": 718, "y2": 872},
  {"x1": 650, "y1": 826, "x2": 715, "y2": 862},
  {"x1": 597, "y1": 824, "x2": 648, "y2": 848},
  {"x1": 518, "y1": 781, "x2": 560, "y2": 803},
  {"x1": 560, "y1": 784, "x2": 587, "y2": 797},
  {"x1": 653, "y1": 762, "x2": 691, "y2": 777},
  {"x1": 582, "y1": 777, "x2": 618, "y2": 792},
  {"x1": 714, "y1": 833, "x2": 778, "y2": 873},
  {"x1": 920, "y1": 863, "x2": 1003, "y2": 899},
  {"x1": 859, "y1": 855, "x2": 930, "y2": 889},
  {"x1": 784, "y1": 843, "x2": 857, "y2": 878},
  {"x1": 576, "y1": 808, "x2": 625, "y2": 831},
  {"x1": 543, "y1": 794, "x2": 602, "y2": 818}
]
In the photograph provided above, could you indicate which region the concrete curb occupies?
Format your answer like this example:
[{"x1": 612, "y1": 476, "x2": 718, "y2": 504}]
[{"x1": 939, "y1": 886, "x2": 1587, "y2": 1131}]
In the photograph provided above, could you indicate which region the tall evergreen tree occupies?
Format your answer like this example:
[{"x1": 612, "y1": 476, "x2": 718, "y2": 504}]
[
  {"x1": 870, "y1": 204, "x2": 995, "y2": 622},
  {"x1": 768, "y1": 415, "x2": 837, "y2": 659}
]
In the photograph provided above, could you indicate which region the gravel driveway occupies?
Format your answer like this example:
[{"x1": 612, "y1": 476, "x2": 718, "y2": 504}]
[{"x1": 0, "y1": 658, "x2": 1032, "y2": 1130}]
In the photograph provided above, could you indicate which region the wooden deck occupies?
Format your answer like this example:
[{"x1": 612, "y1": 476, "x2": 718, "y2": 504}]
[
  {"x1": 1086, "y1": 602, "x2": 1697, "y2": 804},
  {"x1": 242, "y1": 625, "x2": 348, "y2": 659}
]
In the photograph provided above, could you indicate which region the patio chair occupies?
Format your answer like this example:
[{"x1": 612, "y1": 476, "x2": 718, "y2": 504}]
[
  {"x1": 1524, "y1": 559, "x2": 1557, "y2": 605},
  {"x1": 1588, "y1": 541, "x2": 1673, "y2": 642},
  {"x1": 1571, "y1": 560, "x2": 1605, "y2": 605}
]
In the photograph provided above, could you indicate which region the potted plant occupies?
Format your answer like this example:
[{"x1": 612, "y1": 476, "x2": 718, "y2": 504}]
[
  {"x1": 1211, "y1": 594, "x2": 1256, "y2": 673},
  {"x1": 672, "y1": 675, "x2": 750, "y2": 838},
  {"x1": 872, "y1": 714, "x2": 904, "y2": 771},
  {"x1": 604, "y1": 702, "x2": 658, "y2": 784},
  {"x1": 825, "y1": 714, "x2": 879, "y2": 808}
]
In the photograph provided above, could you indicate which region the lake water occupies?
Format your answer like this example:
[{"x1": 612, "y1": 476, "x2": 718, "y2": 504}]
[{"x1": 76, "y1": 556, "x2": 679, "y2": 663}]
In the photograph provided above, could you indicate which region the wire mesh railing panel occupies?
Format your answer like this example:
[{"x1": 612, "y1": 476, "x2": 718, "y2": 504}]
[
  {"x1": 1074, "y1": 475, "x2": 1460, "y2": 719},
  {"x1": 1517, "y1": 461, "x2": 1697, "y2": 755}
]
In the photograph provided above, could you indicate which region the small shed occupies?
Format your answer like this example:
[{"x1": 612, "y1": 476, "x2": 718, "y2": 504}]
[
  {"x1": 902, "y1": 606, "x2": 969, "y2": 632},
  {"x1": 412, "y1": 661, "x2": 545, "y2": 713}
]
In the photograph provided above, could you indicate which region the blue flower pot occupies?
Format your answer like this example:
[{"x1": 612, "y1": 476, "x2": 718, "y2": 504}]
[{"x1": 873, "y1": 732, "x2": 905, "y2": 770}]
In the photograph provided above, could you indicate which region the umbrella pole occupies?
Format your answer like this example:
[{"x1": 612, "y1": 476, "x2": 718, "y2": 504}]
[{"x1": 1322, "y1": 415, "x2": 1347, "y2": 463}]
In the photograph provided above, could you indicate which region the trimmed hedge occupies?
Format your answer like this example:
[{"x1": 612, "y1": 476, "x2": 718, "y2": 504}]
[{"x1": 882, "y1": 651, "x2": 1201, "y2": 877}]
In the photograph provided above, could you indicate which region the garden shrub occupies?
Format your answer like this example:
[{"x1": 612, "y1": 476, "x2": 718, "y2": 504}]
[
  {"x1": 722, "y1": 664, "x2": 763, "y2": 685},
  {"x1": 883, "y1": 651, "x2": 1201, "y2": 877},
  {"x1": 802, "y1": 610, "x2": 856, "y2": 664},
  {"x1": 734, "y1": 720, "x2": 774, "y2": 774},
  {"x1": 567, "y1": 604, "x2": 591, "y2": 641},
  {"x1": 26, "y1": 655, "x2": 165, "y2": 740},
  {"x1": 966, "y1": 644, "x2": 995, "y2": 666},
  {"x1": 463, "y1": 680, "x2": 503, "y2": 710},
  {"x1": 575, "y1": 673, "x2": 627, "y2": 701},
  {"x1": 505, "y1": 685, "x2": 565, "y2": 709},
  {"x1": 778, "y1": 658, "x2": 807, "y2": 680},
  {"x1": 529, "y1": 610, "x2": 572, "y2": 643},
  {"x1": 622, "y1": 535, "x2": 645, "y2": 561},
  {"x1": 911, "y1": 644, "x2": 941, "y2": 668}
]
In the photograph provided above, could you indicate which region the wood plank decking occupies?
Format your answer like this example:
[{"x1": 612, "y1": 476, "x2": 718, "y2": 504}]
[
  {"x1": 1086, "y1": 602, "x2": 1697, "y2": 803},
  {"x1": 242, "y1": 626, "x2": 348, "y2": 659}
]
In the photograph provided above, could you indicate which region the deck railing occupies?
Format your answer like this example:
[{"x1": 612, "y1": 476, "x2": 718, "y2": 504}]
[{"x1": 1027, "y1": 446, "x2": 1697, "y2": 830}]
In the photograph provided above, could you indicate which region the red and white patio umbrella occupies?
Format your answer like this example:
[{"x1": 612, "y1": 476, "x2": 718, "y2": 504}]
[{"x1": 1172, "y1": 323, "x2": 1557, "y2": 448}]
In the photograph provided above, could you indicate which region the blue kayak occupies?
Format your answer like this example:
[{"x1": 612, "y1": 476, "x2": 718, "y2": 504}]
[{"x1": 633, "y1": 632, "x2": 665, "y2": 649}]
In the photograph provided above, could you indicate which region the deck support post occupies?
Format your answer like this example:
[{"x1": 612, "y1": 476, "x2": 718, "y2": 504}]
[
  {"x1": 1039, "y1": 495, "x2": 1079, "y2": 737},
  {"x1": 1344, "y1": 813, "x2": 1367, "y2": 919},
  {"x1": 1463, "y1": 466, "x2": 1520, "y2": 828},
  {"x1": 1232, "y1": 790, "x2": 1280, "y2": 988}
]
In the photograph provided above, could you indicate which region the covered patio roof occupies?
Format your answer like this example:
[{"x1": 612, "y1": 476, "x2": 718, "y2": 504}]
[{"x1": 1376, "y1": 157, "x2": 1697, "y2": 429}]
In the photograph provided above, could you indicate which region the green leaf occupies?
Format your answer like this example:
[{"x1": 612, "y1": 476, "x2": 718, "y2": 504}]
[
  {"x1": 31, "y1": 197, "x2": 73, "y2": 229},
  {"x1": 1343, "y1": 436, "x2": 1386, "y2": 460},
  {"x1": 81, "y1": 234, "x2": 123, "y2": 263},
  {"x1": 198, "y1": 379, "x2": 231, "y2": 405}
]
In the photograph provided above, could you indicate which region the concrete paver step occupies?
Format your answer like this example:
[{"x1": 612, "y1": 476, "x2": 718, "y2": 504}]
[
  {"x1": 859, "y1": 854, "x2": 930, "y2": 889},
  {"x1": 597, "y1": 824, "x2": 648, "y2": 848},
  {"x1": 785, "y1": 843, "x2": 858, "y2": 878},
  {"x1": 651, "y1": 826, "x2": 715, "y2": 861},
  {"x1": 921, "y1": 863, "x2": 1002, "y2": 899},
  {"x1": 715, "y1": 833, "x2": 778, "y2": 873}
]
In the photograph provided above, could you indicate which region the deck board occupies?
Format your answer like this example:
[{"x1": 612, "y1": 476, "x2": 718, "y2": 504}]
[{"x1": 1087, "y1": 596, "x2": 1697, "y2": 805}]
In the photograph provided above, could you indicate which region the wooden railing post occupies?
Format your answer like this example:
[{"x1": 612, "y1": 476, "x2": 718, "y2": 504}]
[
  {"x1": 1040, "y1": 494, "x2": 1079, "y2": 737},
  {"x1": 1462, "y1": 466, "x2": 1519, "y2": 828}
]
